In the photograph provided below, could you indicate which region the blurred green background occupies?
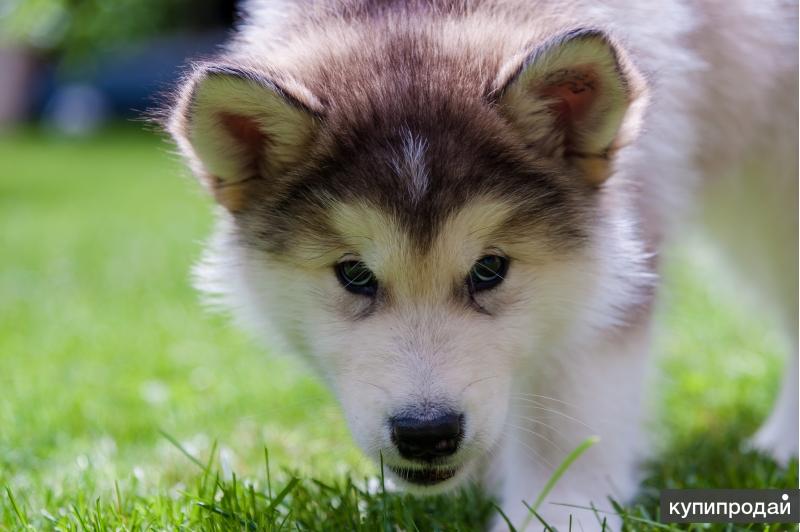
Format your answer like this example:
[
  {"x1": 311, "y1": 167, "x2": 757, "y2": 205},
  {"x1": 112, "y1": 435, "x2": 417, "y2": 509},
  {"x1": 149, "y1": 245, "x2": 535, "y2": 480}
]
[{"x1": 0, "y1": 1, "x2": 796, "y2": 529}]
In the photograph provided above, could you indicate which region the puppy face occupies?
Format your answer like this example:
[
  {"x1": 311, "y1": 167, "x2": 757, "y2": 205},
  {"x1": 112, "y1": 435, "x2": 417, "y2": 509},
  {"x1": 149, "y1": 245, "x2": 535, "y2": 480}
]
[
  {"x1": 170, "y1": 29, "x2": 648, "y2": 489},
  {"x1": 196, "y1": 134, "x2": 607, "y2": 490}
]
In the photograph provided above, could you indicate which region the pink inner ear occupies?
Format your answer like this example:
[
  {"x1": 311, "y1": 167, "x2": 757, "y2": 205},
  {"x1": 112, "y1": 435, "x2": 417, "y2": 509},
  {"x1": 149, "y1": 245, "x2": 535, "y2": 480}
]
[
  {"x1": 541, "y1": 67, "x2": 601, "y2": 149},
  {"x1": 218, "y1": 112, "x2": 269, "y2": 163}
]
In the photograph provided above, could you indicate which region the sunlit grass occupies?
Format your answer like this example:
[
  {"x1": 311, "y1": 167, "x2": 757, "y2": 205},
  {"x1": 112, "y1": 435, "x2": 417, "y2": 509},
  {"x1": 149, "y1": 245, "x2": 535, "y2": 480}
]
[{"x1": 0, "y1": 126, "x2": 795, "y2": 530}]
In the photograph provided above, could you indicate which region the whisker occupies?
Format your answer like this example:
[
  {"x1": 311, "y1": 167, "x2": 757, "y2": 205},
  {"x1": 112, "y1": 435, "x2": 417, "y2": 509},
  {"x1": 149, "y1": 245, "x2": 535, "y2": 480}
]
[
  {"x1": 505, "y1": 421, "x2": 567, "y2": 454},
  {"x1": 460, "y1": 375, "x2": 501, "y2": 393},
  {"x1": 511, "y1": 397, "x2": 596, "y2": 432},
  {"x1": 353, "y1": 379, "x2": 390, "y2": 395},
  {"x1": 512, "y1": 392, "x2": 581, "y2": 410},
  {"x1": 509, "y1": 413, "x2": 567, "y2": 441},
  {"x1": 504, "y1": 433, "x2": 555, "y2": 470}
]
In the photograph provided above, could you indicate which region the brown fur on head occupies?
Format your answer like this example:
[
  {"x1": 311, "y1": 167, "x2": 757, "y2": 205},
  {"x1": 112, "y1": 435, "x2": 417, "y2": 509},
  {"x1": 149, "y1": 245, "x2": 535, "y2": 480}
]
[{"x1": 167, "y1": 8, "x2": 647, "y2": 251}]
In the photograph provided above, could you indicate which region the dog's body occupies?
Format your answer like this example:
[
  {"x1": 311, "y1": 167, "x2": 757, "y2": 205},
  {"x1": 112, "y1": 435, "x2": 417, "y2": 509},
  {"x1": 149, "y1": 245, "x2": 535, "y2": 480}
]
[{"x1": 168, "y1": 0, "x2": 798, "y2": 528}]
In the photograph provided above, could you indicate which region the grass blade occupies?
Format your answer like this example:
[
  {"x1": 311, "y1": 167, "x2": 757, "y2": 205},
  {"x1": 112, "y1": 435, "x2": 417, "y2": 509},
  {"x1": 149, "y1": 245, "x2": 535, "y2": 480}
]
[
  {"x1": 520, "y1": 435, "x2": 599, "y2": 531},
  {"x1": 491, "y1": 502, "x2": 518, "y2": 532},
  {"x1": 265, "y1": 447, "x2": 273, "y2": 500},
  {"x1": 522, "y1": 501, "x2": 555, "y2": 532},
  {"x1": 551, "y1": 502, "x2": 676, "y2": 529},
  {"x1": 159, "y1": 429, "x2": 206, "y2": 471},
  {"x1": 380, "y1": 451, "x2": 389, "y2": 532},
  {"x1": 5, "y1": 486, "x2": 29, "y2": 527},
  {"x1": 266, "y1": 477, "x2": 300, "y2": 515}
]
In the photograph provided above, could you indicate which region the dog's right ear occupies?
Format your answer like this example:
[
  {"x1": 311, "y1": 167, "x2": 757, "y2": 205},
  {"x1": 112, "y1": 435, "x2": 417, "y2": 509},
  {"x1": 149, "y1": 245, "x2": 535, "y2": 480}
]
[
  {"x1": 168, "y1": 64, "x2": 323, "y2": 212},
  {"x1": 492, "y1": 29, "x2": 647, "y2": 185}
]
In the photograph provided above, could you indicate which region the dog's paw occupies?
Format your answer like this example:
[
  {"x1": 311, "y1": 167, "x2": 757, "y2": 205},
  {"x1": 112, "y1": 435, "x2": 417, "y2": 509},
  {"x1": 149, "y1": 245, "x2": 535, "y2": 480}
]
[
  {"x1": 749, "y1": 423, "x2": 798, "y2": 465},
  {"x1": 748, "y1": 383, "x2": 799, "y2": 465}
]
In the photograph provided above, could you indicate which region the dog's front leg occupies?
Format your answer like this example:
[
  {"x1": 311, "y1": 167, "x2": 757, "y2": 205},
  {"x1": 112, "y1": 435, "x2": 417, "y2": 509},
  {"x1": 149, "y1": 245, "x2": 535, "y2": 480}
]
[{"x1": 487, "y1": 321, "x2": 652, "y2": 531}]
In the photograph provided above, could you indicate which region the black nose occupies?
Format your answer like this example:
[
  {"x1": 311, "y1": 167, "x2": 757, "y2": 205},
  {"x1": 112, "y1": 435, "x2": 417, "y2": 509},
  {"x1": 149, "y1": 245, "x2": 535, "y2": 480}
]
[{"x1": 390, "y1": 412, "x2": 464, "y2": 461}]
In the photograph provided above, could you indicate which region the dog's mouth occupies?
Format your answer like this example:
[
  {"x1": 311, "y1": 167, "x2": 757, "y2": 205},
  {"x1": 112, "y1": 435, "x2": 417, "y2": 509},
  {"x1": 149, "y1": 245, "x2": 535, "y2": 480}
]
[{"x1": 387, "y1": 465, "x2": 459, "y2": 486}]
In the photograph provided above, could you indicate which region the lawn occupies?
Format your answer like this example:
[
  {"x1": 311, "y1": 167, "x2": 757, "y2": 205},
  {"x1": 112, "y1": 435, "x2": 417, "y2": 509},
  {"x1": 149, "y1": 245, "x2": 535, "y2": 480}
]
[{"x1": 0, "y1": 126, "x2": 796, "y2": 531}]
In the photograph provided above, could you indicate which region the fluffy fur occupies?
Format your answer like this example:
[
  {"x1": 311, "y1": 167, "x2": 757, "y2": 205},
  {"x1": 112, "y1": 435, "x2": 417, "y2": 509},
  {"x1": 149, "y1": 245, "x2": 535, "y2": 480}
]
[{"x1": 166, "y1": 1, "x2": 798, "y2": 528}]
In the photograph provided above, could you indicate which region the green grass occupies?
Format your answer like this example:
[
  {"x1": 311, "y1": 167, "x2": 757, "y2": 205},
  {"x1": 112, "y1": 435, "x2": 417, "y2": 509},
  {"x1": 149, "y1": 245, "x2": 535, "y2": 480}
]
[{"x1": 0, "y1": 126, "x2": 796, "y2": 531}]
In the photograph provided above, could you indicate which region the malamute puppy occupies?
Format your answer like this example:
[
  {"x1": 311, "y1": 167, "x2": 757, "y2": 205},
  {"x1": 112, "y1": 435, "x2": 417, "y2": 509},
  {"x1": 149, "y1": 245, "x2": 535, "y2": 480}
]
[{"x1": 166, "y1": 0, "x2": 798, "y2": 527}]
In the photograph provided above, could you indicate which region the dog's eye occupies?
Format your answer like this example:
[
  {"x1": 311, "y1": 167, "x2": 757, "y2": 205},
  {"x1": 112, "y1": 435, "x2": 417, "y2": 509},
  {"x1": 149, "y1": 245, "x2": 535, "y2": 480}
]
[
  {"x1": 335, "y1": 261, "x2": 378, "y2": 296},
  {"x1": 468, "y1": 255, "x2": 508, "y2": 292}
]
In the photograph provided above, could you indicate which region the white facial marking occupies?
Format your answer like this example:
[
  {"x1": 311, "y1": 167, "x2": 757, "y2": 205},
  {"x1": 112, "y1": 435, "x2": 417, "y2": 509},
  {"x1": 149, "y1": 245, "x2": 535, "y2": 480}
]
[{"x1": 390, "y1": 128, "x2": 429, "y2": 205}]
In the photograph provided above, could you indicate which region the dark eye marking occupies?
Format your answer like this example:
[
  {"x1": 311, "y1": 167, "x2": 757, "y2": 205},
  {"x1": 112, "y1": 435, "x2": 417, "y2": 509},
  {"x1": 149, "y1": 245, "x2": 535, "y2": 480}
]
[
  {"x1": 467, "y1": 255, "x2": 509, "y2": 293},
  {"x1": 335, "y1": 260, "x2": 378, "y2": 296}
]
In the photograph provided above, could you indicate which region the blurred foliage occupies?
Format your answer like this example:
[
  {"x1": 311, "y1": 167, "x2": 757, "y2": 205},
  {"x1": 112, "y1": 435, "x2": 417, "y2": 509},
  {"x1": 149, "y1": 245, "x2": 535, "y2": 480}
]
[{"x1": 0, "y1": 0, "x2": 232, "y2": 60}]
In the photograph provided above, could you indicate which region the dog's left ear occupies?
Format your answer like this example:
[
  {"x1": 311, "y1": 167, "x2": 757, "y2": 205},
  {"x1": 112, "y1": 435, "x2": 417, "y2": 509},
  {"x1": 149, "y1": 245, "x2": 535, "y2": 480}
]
[
  {"x1": 494, "y1": 29, "x2": 647, "y2": 184},
  {"x1": 167, "y1": 64, "x2": 323, "y2": 212}
]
